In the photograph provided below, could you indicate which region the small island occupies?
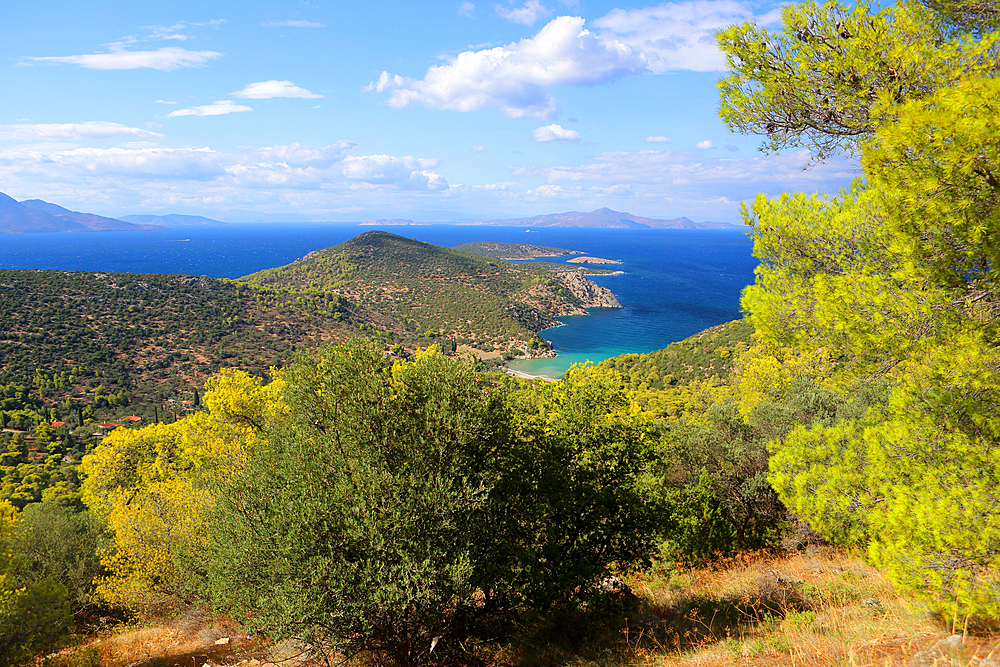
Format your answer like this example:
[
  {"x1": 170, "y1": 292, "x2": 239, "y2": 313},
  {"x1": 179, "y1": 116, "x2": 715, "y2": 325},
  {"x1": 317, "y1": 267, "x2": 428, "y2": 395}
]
[
  {"x1": 453, "y1": 242, "x2": 584, "y2": 261},
  {"x1": 566, "y1": 256, "x2": 621, "y2": 265}
]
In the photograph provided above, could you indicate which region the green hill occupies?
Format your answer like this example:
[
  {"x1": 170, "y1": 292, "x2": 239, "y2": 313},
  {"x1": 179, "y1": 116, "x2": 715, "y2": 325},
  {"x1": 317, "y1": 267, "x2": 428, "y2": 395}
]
[
  {"x1": 0, "y1": 268, "x2": 363, "y2": 509},
  {"x1": 0, "y1": 232, "x2": 624, "y2": 427},
  {"x1": 0, "y1": 269, "x2": 354, "y2": 415},
  {"x1": 240, "y1": 230, "x2": 617, "y2": 354},
  {"x1": 599, "y1": 319, "x2": 754, "y2": 389}
]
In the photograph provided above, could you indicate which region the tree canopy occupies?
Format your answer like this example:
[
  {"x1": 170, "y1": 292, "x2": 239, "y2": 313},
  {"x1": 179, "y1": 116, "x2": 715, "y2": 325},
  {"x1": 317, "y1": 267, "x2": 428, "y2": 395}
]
[{"x1": 720, "y1": 0, "x2": 1000, "y2": 622}]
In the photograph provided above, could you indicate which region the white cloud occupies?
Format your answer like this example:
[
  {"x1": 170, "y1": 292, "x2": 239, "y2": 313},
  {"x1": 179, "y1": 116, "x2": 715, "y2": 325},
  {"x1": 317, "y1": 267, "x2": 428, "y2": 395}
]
[
  {"x1": 646, "y1": 135, "x2": 670, "y2": 143},
  {"x1": 0, "y1": 129, "x2": 857, "y2": 220},
  {"x1": 343, "y1": 155, "x2": 448, "y2": 190},
  {"x1": 471, "y1": 145, "x2": 487, "y2": 152},
  {"x1": 29, "y1": 46, "x2": 223, "y2": 71},
  {"x1": 0, "y1": 141, "x2": 450, "y2": 216},
  {"x1": 527, "y1": 184, "x2": 567, "y2": 198},
  {"x1": 496, "y1": 0, "x2": 550, "y2": 25},
  {"x1": 696, "y1": 140, "x2": 714, "y2": 149},
  {"x1": 143, "y1": 20, "x2": 225, "y2": 41},
  {"x1": 155, "y1": 99, "x2": 177, "y2": 105},
  {"x1": 264, "y1": 19, "x2": 326, "y2": 27},
  {"x1": 0, "y1": 146, "x2": 226, "y2": 181},
  {"x1": 167, "y1": 100, "x2": 253, "y2": 117},
  {"x1": 593, "y1": 0, "x2": 782, "y2": 73},
  {"x1": 0, "y1": 122, "x2": 164, "y2": 141},
  {"x1": 254, "y1": 142, "x2": 356, "y2": 167},
  {"x1": 76, "y1": 147, "x2": 226, "y2": 179},
  {"x1": 369, "y1": 16, "x2": 645, "y2": 119},
  {"x1": 145, "y1": 23, "x2": 192, "y2": 41},
  {"x1": 232, "y1": 80, "x2": 324, "y2": 99},
  {"x1": 449, "y1": 146, "x2": 856, "y2": 220},
  {"x1": 532, "y1": 124, "x2": 580, "y2": 142},
  {"x1": 457, "y1": 2, "x2": 475, "y2": 17}
]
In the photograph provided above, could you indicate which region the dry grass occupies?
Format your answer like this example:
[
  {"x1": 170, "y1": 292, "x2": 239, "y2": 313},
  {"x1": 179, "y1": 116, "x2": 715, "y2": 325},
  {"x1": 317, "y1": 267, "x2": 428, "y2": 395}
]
[
  {"x1": 39, "y1": 550, "x2": 1000, "y2": 667},
  {"x1": 44, "y1": 609, "x2": 260, "y2": 667},
  {"x1": 618, "y1": 549, "x2": 1000, "y2": 667}
]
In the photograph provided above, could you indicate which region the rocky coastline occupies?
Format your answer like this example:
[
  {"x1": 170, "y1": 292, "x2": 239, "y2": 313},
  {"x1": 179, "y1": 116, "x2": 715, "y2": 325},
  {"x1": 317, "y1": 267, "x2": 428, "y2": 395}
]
[{"x1": 556, "y1": 270, "x2": 622, "y2": 309}]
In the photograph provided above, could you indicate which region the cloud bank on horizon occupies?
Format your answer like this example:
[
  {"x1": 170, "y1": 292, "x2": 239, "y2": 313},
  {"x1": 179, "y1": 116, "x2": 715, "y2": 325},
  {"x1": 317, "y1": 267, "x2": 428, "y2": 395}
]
[{"x1": 2, "y1": 0, "x2": 853, "y2": 222}]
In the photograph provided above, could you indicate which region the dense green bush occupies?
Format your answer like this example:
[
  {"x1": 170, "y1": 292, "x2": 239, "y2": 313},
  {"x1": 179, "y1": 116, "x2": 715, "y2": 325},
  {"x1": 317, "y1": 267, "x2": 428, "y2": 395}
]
[
  {"x1": 208, "y1": 341, "x2": 658, "y2": 667},
  {"x1": 14, "y1": 502, "x2": 104, "y2": 617},
  {"x1": 0, "y1": 576, "x2": 73, "y2": 666},
  {"x1": 651, "y1": 378, "x2": 884, "y2": 561},
  {"x1": 0, "y1": 501, "x2": 75, "y2": 667}
]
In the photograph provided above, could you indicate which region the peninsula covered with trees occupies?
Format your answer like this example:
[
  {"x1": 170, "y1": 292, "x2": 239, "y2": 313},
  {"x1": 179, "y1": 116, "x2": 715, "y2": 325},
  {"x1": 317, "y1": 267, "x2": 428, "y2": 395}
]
[{"x1": 3, "y1": 0, "x2": 1000, "y2": 665}]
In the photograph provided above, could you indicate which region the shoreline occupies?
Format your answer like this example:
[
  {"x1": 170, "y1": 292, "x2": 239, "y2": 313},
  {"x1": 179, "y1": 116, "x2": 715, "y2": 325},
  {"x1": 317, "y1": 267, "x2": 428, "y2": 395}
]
[{"x1": 502, "y1": 365, "x2": 561, "y2": 382}]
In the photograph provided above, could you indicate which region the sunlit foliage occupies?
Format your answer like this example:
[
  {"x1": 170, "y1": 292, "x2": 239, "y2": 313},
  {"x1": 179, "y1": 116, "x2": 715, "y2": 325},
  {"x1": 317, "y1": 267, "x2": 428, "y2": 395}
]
[{"x1": 721, "y1": 0, "x2": 1000, "y2": 621}]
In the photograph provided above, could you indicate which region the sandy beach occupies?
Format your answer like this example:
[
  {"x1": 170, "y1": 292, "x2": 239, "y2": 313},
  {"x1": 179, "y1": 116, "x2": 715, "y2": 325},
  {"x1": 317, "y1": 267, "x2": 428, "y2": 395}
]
[{"x1": 503, "y1": 366, "x2": 560, "y2": 382}]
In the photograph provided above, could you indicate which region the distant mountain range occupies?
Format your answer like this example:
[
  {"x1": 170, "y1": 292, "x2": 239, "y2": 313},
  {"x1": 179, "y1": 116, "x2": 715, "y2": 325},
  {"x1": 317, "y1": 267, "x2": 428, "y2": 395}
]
[
  {"x1": 118, "y1": 214, "x2": 225, "y2": 227},
  {"x1": 479, "y1": 208, "x2": 738, "y2": 229},
  {"x1": 0, "y1": 191, "x2": 228, "y2": 233},
  {"x1": 0, "y1": 193, "x2": 164, "y2": 233},
  {"x1": 361, "y1": 218, "x2": 420, "y2": 226},
  {"x1": 3, "y1": 191, "x2": 736, "y2": 233},
  {"x1": 364, "y1": 208, "x2": 739, "y2": 229}
]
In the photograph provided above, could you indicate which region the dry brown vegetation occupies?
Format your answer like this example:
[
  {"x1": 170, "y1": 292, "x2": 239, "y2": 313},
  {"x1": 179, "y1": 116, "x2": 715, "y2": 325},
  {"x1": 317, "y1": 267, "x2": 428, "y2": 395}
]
[
  {"x1": 44, "y1": 610, "x2": 262, "y2": 667},
  {"x1": 45, "y1": 550, "x2": 1000, "y2": 667},
  {"x1": 618, "y1": 550, "x2": 1000, "y2": 667}
]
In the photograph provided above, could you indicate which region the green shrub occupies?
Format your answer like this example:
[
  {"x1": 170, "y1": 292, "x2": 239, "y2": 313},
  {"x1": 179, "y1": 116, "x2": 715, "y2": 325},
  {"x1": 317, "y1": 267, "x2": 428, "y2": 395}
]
[
  {"x1": 0, "y1": 576, "x2": 73, "y2": 666},
  {"x1": 208, "y1": 341, "x2": 658, "y2": 667},
  {"x1": 15, "y1": 502, "x2": 104, "y2": 615}
]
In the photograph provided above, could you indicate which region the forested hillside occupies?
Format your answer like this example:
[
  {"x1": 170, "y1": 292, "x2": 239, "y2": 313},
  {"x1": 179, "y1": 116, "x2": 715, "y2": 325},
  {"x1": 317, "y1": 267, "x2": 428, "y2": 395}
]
[
  {"x1": 0, "y1": 269, "x2": 352, "y2": 414},
  {"x1": 600, "y1": 319, "x2": 754, "y2": 390},
  {"x1": 0, "y1": 232, "x2": 622, "y2": 426},
  {"x1": 0, "y1": 269, "x2": 358, "y2": 511},
  {"x1": 241, "y1": 230, "x2": 619, "y2": 354}
]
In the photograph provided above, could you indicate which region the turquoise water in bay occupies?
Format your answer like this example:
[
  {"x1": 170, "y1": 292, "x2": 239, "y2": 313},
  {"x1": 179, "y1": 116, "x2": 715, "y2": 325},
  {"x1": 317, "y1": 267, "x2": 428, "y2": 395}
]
[{"x1": 0, "y1": 223, "x2": 756, "y2": 377}]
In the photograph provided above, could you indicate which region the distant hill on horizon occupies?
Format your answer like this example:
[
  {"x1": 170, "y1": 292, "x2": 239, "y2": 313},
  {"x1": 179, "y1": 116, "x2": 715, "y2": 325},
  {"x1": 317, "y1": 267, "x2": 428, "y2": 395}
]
[
  {"x1": 362, "y1": 208, "x2": 739, "y2": 229},
  {"x1": 0, "y1": 192, "x2": 163, "y2": 233},
  {"x1": 119, "y1": 213, "x2": 226, "y2": 227},
  {"x1": 479, "y1": 208, "x2": 739, "y2": 229},
  {"x1": 361, "y1": 218, "x2": 419, "y2": 226}
]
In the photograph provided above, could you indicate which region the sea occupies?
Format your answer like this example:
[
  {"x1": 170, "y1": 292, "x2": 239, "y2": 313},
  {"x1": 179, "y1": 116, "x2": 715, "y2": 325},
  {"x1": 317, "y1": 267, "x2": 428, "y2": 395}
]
[{"x1": 0, "y1": 223, "x2": 757, "y2": 379}]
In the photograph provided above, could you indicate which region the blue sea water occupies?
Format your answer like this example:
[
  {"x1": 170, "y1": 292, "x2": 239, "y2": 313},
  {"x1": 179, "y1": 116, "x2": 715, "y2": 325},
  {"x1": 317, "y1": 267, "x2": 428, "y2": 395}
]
[{"x1": 0, "y1": 223, "x2": 757, "y2": 378}]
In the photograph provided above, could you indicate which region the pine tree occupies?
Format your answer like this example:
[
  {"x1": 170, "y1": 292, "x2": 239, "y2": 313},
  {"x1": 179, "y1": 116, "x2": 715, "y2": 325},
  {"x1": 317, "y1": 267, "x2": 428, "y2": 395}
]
[{"x1": 720, "y1": 0, "x2": 1000, "y2": 622}]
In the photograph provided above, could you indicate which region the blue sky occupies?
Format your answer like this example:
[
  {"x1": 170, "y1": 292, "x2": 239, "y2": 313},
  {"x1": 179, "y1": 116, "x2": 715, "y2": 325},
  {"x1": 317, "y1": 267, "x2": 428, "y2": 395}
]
[{"x1": 0, "y1": 0, "x2": 856, "y2": 223}]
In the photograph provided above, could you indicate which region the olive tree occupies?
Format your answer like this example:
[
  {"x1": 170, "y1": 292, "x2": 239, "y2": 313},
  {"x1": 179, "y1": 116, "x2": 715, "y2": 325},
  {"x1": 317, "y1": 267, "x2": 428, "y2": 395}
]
[{"x1": 207, "y1": 342, "x2": 658, "y2": 667}]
